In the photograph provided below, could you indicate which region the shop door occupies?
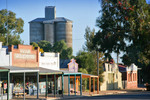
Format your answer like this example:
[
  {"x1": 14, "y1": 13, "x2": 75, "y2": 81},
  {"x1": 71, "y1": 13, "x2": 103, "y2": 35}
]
[{"x1": 0, "y1": 72, "x2": 8, "y2": 100}]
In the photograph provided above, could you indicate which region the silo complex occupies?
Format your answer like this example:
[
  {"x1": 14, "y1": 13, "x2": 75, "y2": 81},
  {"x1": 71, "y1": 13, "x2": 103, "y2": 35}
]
[{"x1": 29, "y1": 6, "x2": 72, "y2": 48}]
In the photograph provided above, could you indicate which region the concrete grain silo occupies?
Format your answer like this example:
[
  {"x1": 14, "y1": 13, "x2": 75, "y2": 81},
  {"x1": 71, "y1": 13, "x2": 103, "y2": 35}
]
[
  {"x1": 55, "y1": 19, "x2": 72, "y2": 48},
  {"x1": 29, "y1": 21, "x2": 44, "y2": 43},
  {"x1": 44, "y1": 22, "x2": 55, "y2": 44}
]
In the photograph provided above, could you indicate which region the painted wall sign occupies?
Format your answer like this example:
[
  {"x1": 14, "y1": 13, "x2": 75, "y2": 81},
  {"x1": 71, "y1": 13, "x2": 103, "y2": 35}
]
[
  {"x1": 14, "y1": 53, "x2": 35, "y2": 59},
  {"x1": 11, "y1": 45, "x2": 39, "y2": 67}
]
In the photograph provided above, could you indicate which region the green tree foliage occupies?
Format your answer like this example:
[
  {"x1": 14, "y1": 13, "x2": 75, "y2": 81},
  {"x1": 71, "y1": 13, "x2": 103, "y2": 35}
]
[
  {"x1": 76, "y1": 51, "x2": 96, "y2": 74},
  {"x1": 53, "y1": 40, "x2": 67, "y2": 53},
  {"x1": 38, "y1": 40, "x2": 52, "y2": 52},
  {"x1": 30, "y1": 42, "x2": 39, "y2": 47},
  {"x1": 53, "y1": 40, "x2": 72, "y2": 59},
  {"x1": 94, "y1": 0, "x2": 150, "y2": 82},
  {"x1": 0, "y1": 9, "x2": 24, "y2": 45},
  {"x1": 84, "y1": 26, "x2": 95, "y2": 52},
  {"x1": 61, "y1": 47, "x2": 73, "y2": 59},
  {"x1": 31, "y1": 40, "x2": 73, "y2": 59}
]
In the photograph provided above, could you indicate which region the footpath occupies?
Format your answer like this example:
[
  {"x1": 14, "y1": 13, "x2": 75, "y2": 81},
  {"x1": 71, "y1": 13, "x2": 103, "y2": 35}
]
[
  {"x1": 11, "y1": 88, "x2": 147, "y2": 100},
  {"x1": 47, "y1": 87, "x2": 147, "y2": 100}
]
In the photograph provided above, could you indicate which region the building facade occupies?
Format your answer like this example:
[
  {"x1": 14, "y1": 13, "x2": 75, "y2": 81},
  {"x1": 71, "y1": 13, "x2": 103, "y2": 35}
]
[
  {"x1": 101, "y1": 63, "x2": 123, "y2": 91},
  {"x1": 39, "y1": 52, "x2": 60, "y2": 70},
  {"x1": 29, "y1": 6, "x2": 73, "y2": 47},
  {"x1": 118, "y1": 63, "x2": 138, "y2": 89},
  {"x1": 60, "y1": 59, "x2": 79, "y2": 93}
]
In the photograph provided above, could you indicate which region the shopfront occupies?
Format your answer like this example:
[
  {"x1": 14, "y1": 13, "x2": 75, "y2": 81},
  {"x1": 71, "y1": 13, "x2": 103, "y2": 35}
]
[
  {"x1": 0, "y1": 67, "x2": 9, "y2": 100},
  {"x1": 38, "y1": 67, "x2": 63, "y2": 98},
  {"x1": 0, "y1": 66, "x2": 39, "y2": 99}
]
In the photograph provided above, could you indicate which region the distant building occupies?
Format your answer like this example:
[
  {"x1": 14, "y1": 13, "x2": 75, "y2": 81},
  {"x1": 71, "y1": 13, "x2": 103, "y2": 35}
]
[
  {"x1": 29, "y1": 6, "x2": 73, "y2": 47},
  {"x1": 60, "y1": 59, "x2": 79, "y2": 93},
  {"x1": 101, "y1": 61, "x2": 123, "y2": 91},
  {"x1": 118, "y1": 63, "x2": 138, "y2": 89}
]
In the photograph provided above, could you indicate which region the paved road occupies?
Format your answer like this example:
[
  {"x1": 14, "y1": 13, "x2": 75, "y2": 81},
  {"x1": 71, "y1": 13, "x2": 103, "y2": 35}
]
[{"x1": 60, "y1": 91, "x2": 150, "y2": 100}]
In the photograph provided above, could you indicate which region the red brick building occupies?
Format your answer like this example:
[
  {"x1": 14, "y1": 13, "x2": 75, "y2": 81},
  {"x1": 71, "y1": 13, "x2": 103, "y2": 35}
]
[
  {"x1": 118, "y1": 63, "x2": 138, "y2": 89},
  {"x1": 8, "y1": 44, "x2": 39, "y2": 67}
]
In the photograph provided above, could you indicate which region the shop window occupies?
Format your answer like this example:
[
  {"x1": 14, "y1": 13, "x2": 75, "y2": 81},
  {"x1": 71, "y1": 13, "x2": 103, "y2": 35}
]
[
  {"x1": 116, "y1": 74, "x2": 118, "y2": 79},
  {"x1": 135, "y1": 73, "x2": 137, "y2": 81},
  {"x1": 128, "y1": 73, "x2": 131, "y2": 82}
]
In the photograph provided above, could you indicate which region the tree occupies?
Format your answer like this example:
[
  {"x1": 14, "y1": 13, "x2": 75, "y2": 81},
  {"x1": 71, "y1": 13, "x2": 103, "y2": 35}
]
[
  {"x1": 84, "y1": 26, "x2": 104, "y2": 83},
  {"x1": 38, "y1": 40, "x2": 52, "y2": 52},
  {"x1": 61, "y1": 47, "x2": 73, "y2": 59},
  {"x1": 76, "y1": 51, "x2": 96, "y2": 74},
  {"x1": 53, "y1": 40, "x2": 73, "y2": 59},
  {"x1": 94, "y1": 0, "x2": 150, "y2": 82},
  {"x1": 0, "y1": 9, "x2": 24, "y2": 45},
  {"x1": 52, "y1": 40, "x2": 67, "y2": 53},
  {"x1": 30, "y1": 42, "x2": 39, "y2": 47},
  {"x1": 93, "y1": 0, "x2": 132, "y2": 60},
  {"x1": 83, "y1": 26, "x2": 95, "y2": 52},
  {"x1": 30, "y1": 42, "x2": 44, "y2": 53}
]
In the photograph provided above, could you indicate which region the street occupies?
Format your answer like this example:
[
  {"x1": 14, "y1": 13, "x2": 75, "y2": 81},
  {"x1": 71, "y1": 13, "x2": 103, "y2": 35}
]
[{"x1": 60, "y1": 91, "x2": 150, "y2": 100}]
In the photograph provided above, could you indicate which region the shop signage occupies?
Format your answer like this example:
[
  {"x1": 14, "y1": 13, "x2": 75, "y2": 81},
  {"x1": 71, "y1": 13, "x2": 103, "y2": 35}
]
[
  {"x1": 14, "y1": 49, "x2": 36, "y2": 60},
  {"x1": 20, "y1": 49, "x2": 31, "y2": 54},
  {"x1": 41, "y1": 62, "x2": 56, "y2": 66},
  {"x1": 14, "y1": 53, "x2": 35, "y2": 59}
]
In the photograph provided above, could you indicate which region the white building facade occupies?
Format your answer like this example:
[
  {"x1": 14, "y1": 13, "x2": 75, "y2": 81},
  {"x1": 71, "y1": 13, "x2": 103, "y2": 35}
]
[{"x1": 39, "y1": 52, "x2": 60, "y2": 70}]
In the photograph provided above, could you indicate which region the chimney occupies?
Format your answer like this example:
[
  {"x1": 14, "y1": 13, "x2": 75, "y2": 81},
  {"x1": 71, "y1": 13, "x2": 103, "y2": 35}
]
[
  {"x1": 45, "y1": 6, "x2": 56, "y2": 20},
  {"x1": 0, "y1": 42, "x2": 2, "y2": 49}
]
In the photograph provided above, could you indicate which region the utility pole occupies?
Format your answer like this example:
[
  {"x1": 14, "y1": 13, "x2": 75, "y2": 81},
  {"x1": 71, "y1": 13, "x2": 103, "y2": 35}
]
[
  {"x1": 97, "y1": 51, "x2": 99, "y2": 76},
  {"x1": 97, "y1": 51, "x2": 99, "y2": 91}
]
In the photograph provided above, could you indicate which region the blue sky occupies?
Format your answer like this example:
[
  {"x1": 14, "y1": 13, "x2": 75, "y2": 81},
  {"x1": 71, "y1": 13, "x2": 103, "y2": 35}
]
[{"x1": 146, "y1": 0, "x2": 150, "y2": 4}]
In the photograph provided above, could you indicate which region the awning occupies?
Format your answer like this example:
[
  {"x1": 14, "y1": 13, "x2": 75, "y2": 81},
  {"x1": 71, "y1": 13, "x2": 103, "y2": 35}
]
[
  {"x1": 82, "y1": 73, "x2": 99, "y2": 78},
  {"x1": 0, "y1": 66, "x2": 39, "y2": 73},
  {"x1": 38, "y1": 67, "x2": 63, "y2": 75},
  {"x1": 62, "y1": 70, "x2": 82, "y2": 76},
  {"x1": 0, "y1": 67, "x2": 9, "y2": 72}
]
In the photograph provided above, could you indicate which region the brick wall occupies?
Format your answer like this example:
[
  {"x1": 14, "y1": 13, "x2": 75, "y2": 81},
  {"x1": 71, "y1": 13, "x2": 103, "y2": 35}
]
[
  {"x1": 126, "y1": 71, "x2": 137, "y2": 89},
  {"x1": 10, "y1": 45, "x2": 39, "y2": 67}
]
